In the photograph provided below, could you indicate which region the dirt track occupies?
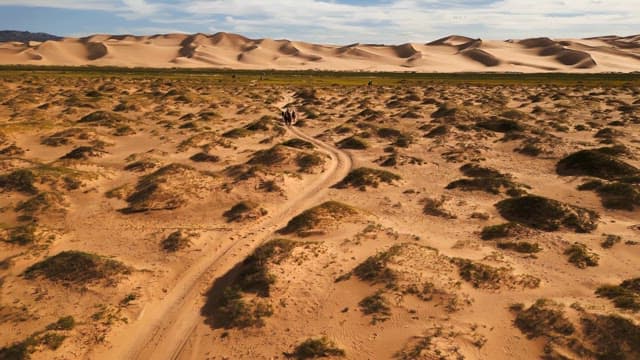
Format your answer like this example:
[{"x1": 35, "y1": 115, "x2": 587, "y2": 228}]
[{"x1": 95, "y1": 99, "x2": 353, "y2": 360}]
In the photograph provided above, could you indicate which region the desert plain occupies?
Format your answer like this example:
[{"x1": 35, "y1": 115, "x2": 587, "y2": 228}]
[{"x1": 0, "y1": 65, "x2": 639, "y2": 360}]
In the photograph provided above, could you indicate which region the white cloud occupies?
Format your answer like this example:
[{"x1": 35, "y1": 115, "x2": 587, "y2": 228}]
[{"x1": 0, "y1": 0, "x2": 638, "y2": 42}]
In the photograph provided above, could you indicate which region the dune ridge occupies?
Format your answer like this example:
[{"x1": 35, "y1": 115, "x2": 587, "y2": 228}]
[{"x1": 0, "y1": 32, "x2": 638, "y2": 72}]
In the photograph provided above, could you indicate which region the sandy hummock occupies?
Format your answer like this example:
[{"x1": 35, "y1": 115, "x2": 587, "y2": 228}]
[{"x1": 0, "y1": 32, "x2": 639, "y2": 72}]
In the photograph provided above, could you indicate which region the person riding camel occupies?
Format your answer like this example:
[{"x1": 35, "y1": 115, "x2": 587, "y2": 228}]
[{"x1": 282, "y1": 108, "x2": 292, "y2": 126}]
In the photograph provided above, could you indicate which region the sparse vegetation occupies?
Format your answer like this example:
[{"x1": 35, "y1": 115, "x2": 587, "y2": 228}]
[
  {"x1": 359, "y1": 291, "x2": 391, "y2": 322},
  {"x1": 0, "y1": 169, "x2": 38, "y2": 194},
  {"x1": 190, "y1": 152, "x2": 220, "y2": 163},
  {"x1": 557, "y1": 149, "x2": 639, "y2": 180},
  {"x1": 282, "y1": 138, "x2": 315, "y2": 149},
  {"x1": 497, "y1": 241, "x2": 542, "y2": 253},
  {"x1": 512, "y1": 299, "x2": 575, "y2": 338},
  {"x1": 496, "y1": 195, "x2": 599, "y2": 232},
  {"x1": 4, "y1": 224, "x2": 37, "y2": 245},
  {"x1": 446, "y1": 163, "x2": 527, "y2": 196},
  {"x1": 46, "y1": 316, "x2": 76, "y2": 331},
  {"x1": 23, "y1": 251, "x2": 130, "y2": 284},
  {"x1": 223, "y1": 201, "x2": 267, "y2": 222},
  {"x1": 480, "y1": 222, "x2": 530, "y2": 240},
  {"x1": 288, "y1": 337, "x2": 345, "y2": 359},
  {"x1": 278, "y1": 201, "x2": 358, "y2": 236},
  {"x1": 564, "y1": 242, "x2": 599, "y2": 268},
  {"x1": 353, "y1": 245, "x2": 402, "y2": 287},
  {"x1": 596, "y1": 278, "x2": 640, "y2": 311},
  {"x1": 337, "y1": 136, "x2": 368, "y2": 150},
  {"x1": 296, "y1": 153, "x2": 324, "y2": 172},
  {"x1": 162, "y1": 230, "x2": 192, "y2": 252},
  {"x1": 237, "y1": 239, "x2": 301, "y2": 297},
  {"x1": 422, "y1": 196, "x2": 456, "y2": 219},
  {"x1": 212, "y1": 286, "x2": 273, "y2": 329},
  {"x1": 334, "y1": 167, "x2": 400, "y2": 190}
]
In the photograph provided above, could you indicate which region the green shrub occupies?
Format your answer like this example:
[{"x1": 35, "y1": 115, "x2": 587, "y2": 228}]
[
  {"x1": 24, "y1": 251, "x2": 130, "y2": 284},
  {"x1": 5, "y1": 224, "x2": 37, "y2": 245},
  {"x1": 497, "y1": 241, "x2": 542, "y2": 253},
  {"x1": 596, "y1": 278, "x2": 640, "y2": 311},
  {"x1": 422, "y1": 197, "x2": 456, "y2": 219},
  {"x1": 248, "y1": 146, "x2": 289, "y2": 166},
  {"x1": 289, "y1": 337, "x2": 345, "y2": 359},
  {"x1": 512, "y1": 299, "x2": 575, "y2": 338},
  {"x1": 480, "y1": 222, "x2": 528, "y2": 240},
  {"x1": 0, "y1": 169, "x2": 38, "y2": 194},
  {"x1": 451, "y1": 258, "x2": 509, "y2": 289},
  {"x1": 447, "y1": 163, "x2": 526, "y2": 196},
  {"x1": 353, "y1": 245, "x2": 402, "y2": 287},
  {"x1": 496, "y1": 195, "x2": 599, "y2": 233},
  {"x1": 601, "y1": 234, "x2": 622, "y2": 249},
  {"x1": 359, "y1": 291, "x2": 391, "y2": 323},
  {"x1": 46, "y1": 316, "x2": 75, "y2": 331},
  {"x1": 557, "y1": 150, "x2": 639, "y2": 180},
  {"x1": 581, "y1": 313, "x2": 640, "y2": 359},
  {"x1": 237, "y1": 239, "x2": 300, "y2": 297},
  {"x1": 336, "y1": 136, "x2": 368, "y2": 150},
  {"x1": 296, "y1": 153, "x2": 324, "y2": 172},
  {"x1": 279, "y1": 201, "x2": 358, "y2": 235},
  {"x1": 162, "y1": 231, "x2": 191, "y2": 252},
  {"x1": 564, "y1": 243, "x2": 599, "y2": 268},
  {"x1": 334, "y1": 167, "x2": 401, "y2": 190},
  {"x1": 282, "y1": 138, "x2": 315, "y2": 149},
  {"x1": 213, "y1": 286, "x2": 273, "y2": 329}
]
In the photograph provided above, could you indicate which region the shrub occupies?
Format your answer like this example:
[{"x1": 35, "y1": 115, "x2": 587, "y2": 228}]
[
  {"x1": 480, "y1": 222, "x2": 529, "y2": 240},
  {"x1": 353, "y1": 245, "x2": 402, "y2": 287},
  {"x1": 334, "y1": 167, "x2": 401, "y2": 190},
  {"x1": 223, "y1": 201, "x2": 266, "y2": 222},
  {"x1": 5, "y1": 224, "x2": 37, "y2": 245},
  {"x1": 248, "y1": 146, "x2": 289, "y2": 166},
  {"x1": 477, "y1": 118, "x2": 524, "y2": 133},
  {"x1": 564, "y1": 243, "x2": 599, "y2": 268},
  {"x1": 222, "y1": 127, "x2": 251, "y2": 138},
  {"x1": 213, "y1": 286, "x2": 273, "y2": 329},
  {"x1": 279, "y1": 201, "x2": 358, "y2": 235},
  {"x1": 596, "y1": 278, "x2": 640, "y2": 311},
  {"x1": 497, "y1": 241, "x2": 542, "y2": 253},
  {"x1": 289, "y1": 337, "x2": 345, "y2": 359},
  {"x1": 512, "y1": 299, "x2": 575, "y2": 338},
  {"x1": 422, "y1": 197, "x2": 456, "y2": 219},
  {"x1": 46, "y1": 316, "x2": 75, "y2": 331},
  {"x1": 601, "y1": 234, "x2": 622, "y2": 249},
  {"x1": 451, "y1": 258, "x2": 509, "y2": 289},
  {"x1": 190, "y1": 152, "x2": 220, "y2": 163},
  {"x1": 24, "y1": 251, "x2": 130, "y2": 284},
  {"x1": 296, "y1": 153, "x2": 324, "y2": 173},
  {"x1": 237, "y1": 239, "x2": 300, "y2": 297},
  {"x1": 336, "y1": 136, "x2": 368, "y2": 150},
  {"x1": 162, "y1": 231, "x2": 191, "y2": 252},
  {"x1": 359, "y1": 291, "x2": 391, "y2": 322},
  {"x1": 0, "y1": 169, "x2": 38, "y2": 194},
  {"x1": 447, "y1": 163, "x2": 526, "y2": 196},
  {"x1": 556, "y1": 150, "x2": 639, "y2": 180},
  {"x1": 78, "y1": 111, "x2": 129, "y2": 127},
  {"x1": 282, "y1": 138, "x2": 315, "y2": 149},
  {"x1": 496, "y1": 195, "x2": 599, "y2": 233},
  {"x1": 60, "y1": 146, "x2": 105, "y2": 160},
  {"x1": 581, "y1": 313, "x2": 640, "y2": 359}
]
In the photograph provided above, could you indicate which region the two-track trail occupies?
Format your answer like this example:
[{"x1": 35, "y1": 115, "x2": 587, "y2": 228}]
[{"x1": 94, "y1": 96, "x2": 352, "y2": 360}]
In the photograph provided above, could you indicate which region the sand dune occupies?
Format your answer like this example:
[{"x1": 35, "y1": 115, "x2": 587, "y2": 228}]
[{"x1": 0, "y1": 32, "x2": 638, "y2": 72}]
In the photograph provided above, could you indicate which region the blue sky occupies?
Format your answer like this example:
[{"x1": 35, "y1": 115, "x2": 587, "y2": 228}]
[{"x1": 0, "y1": 0, "x2": 638, "y2": 44}]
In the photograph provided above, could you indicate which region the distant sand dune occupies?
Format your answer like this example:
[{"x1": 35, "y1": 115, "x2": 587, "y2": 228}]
[{"x1": 0, "y1": 32, "x2": 638, "y2": 72}]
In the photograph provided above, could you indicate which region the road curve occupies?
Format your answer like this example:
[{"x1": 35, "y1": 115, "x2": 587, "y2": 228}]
[{"x1": 94, "y1": 106, "x2": 353, "y2": 360}]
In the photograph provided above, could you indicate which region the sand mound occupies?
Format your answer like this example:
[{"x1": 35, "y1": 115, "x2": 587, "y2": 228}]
[
  {"x1": 556, "y1": 48, "x2": 596, "y2": 67},
  {"x1": 85, "y1": 41, "x2": 108, "y2": 61},
  {"x1": 428, "y1": 35, "x2": 475, "y2": 47},
  {"x1": 519, "y1": 37, "x2": 557, "y2": 48},
  {"x1": 393, "y1": 43, "x2": 421, "y2": 59}
]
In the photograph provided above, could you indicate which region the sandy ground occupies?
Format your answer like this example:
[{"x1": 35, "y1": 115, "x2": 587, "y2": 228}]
[
  {"x1": 0, "y1": 74, "x2": 639, "y2": 360},
  {"x1": 0, "y1": 33, "x2": 639, "y2": 72}
]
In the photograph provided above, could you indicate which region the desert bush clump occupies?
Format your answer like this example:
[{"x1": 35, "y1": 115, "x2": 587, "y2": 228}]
[
  {"x1": 248, "y1": 145, "x2": 289, "y2": 166},
  {"x1": 480, "y1": 222, "x2": 530, "y2": 240},
  {"x1": 451, "y1": 258, "x2": 509, "y2": 289},
  {"x1": 477, "y1": 117, "x2": 524, "y2": 133},
  {"x1": 497, "y1": 241, "x2": 542, "y2": 253},
  {"x1": 557, "y1": 149, "x2": 639, "y2": 180},
  {"x1": 213, "y1": 286, "x2": 273, "y2": 329},
  {"x1": 237, "y1": 239, "x2": 301, "y2": 297},
  {"x1": 336, "y1": 136, "x2": 368, "y2": 150},
  {"x1": 190, "y1": 152, "x2": 220, "y2": 163},
  {"x1": 496, "y1": 195, "x2": 599, "y2": 233},
  {"x1": 162, "y1": 231, "x2": 192, "y2": 252},
  {"x1": 579, "y1": 180, "x2": 640, "y2": 211},
  {"x1": 282, "y1": 138, "x2": 315, "y2": 149},
  {"x1": 601, "y1": 234, "x2": 622, "y2": 249},
  {"x1": 512, "y1": 299, "x2": 575, "y2": 338},
  {"x1": 0, "y1": 169, "x2": 38, "y2": 194},
  {"x1": 289, "y1": 337, "x2": 345, "y2": 359},
  {"x1": 596, "y1": 278, "x2": 640, "y2": 311},
  {"x1": 223, "y1": 201, "x2": 267, "y2": 223},
  {"x1": 46, "y1": 316, "x2": 76, "y2": 331},
  {"x1": 422, "y1": 197, "x2": 456, "y2": 219},
  {"x1": 278, "y1": 201, "x2": 358, "y2": 236},
  {"x1": 23, "y1": 251, "x2": 130, "y2": 284},
  {"x1": 359, "y1": 291, "x2": 391, "y2": 323},
  {"x1": 334, "y1": 167, "x2": 401, "y2": 190},
  {"x1": 564, "y1": 242, "x2": 599, "y2": 268},
  {"x1": 447, "y1": 163, "x2": 527, "y2": 196},
  {"x1": 581, "y1": 313, "x2": 640, "y2": 359},
  {"x1": 5, "y1": 224, "x2": 37, "y2": 245},
  {"x1": 353, "y1": 245, "x2": 402, "y2": 287},
  {"x1": 296, "y1": 153, "x2": 324, "y2": 173},
  {"x1": 78, "y1": 111, "x2": 129, "y2": 128}
]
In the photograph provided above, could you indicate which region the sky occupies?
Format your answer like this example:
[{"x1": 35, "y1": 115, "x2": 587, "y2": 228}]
[{"x1": 0, "y1": 0, "x2": 638, "y2": 44}]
